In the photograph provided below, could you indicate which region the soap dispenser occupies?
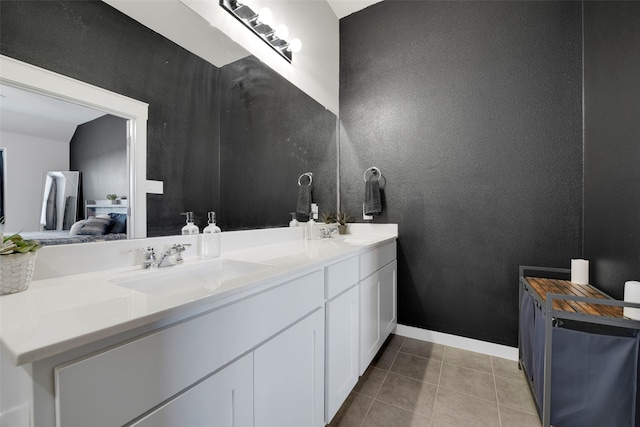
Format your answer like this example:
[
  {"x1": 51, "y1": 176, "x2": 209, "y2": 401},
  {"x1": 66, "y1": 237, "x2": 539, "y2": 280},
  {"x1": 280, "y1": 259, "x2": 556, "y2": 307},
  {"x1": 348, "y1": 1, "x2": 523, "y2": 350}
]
[
  {"x1": 181, "y1": 212, "x2": 199, "y2": 235},
  {"x1": 202, "y1": 211, "x2": 221, "y2": 258},
  {"x1": 306, "y1": 212, "x2": 318, "y2": 240},
  {"x1": 289, "y1": 212, "x2": 299, "y2": 227}
]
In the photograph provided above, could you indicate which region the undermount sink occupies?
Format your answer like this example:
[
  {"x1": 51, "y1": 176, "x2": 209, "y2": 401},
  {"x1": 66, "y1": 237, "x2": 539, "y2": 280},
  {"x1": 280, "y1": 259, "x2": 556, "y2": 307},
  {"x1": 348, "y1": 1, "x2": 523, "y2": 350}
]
[
  {"x1": 339, "y1": 236, "x2": 380, "y2": 246},
  {"x1": 109, "y1": 259, "x2": 271, "y2": 296}
]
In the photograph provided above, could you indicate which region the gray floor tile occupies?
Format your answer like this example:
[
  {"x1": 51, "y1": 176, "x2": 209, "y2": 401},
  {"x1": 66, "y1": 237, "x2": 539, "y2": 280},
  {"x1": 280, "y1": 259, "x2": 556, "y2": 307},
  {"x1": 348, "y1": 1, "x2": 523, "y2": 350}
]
[
  {"x1": 376, "y1": 372, "x2": 438, "y2": 418},
  {"x1": 429, "y1": 419, "x2": 459, "y2": 427},
  {"x1": 491, "y1": 356, "x2": 526, "y2": 382},
  {"x1": 386, "y1": 333, "x2": 406, "y2": 350},
  {"x1": 328, "y1": 392, "x2": 373, "y2": 427},
  {"x1": 400, "y1": 338, "x2": 445, "y2": 361},
  {"x1": 495, "y1": 375, "x2": 537, "y2": 415},
  {"x1": 499, "y1": 405, "x2": 542, "y2": 427},
  {"x1": 442, "y1": 347, "x2": 492, "y2": 374},
  {"x1": 353, "y1": 366, "x2": 387, "y2": 397},
  {"x1": 390, "y1": 352, "x2": 442, "y2": 385},
  {"x1": 363, "y1": 400, "x2": 432, "y2": 427},
  {"x1": 332, "y1": 336, "x2": 539, "y2": 427},
  {"x1": 371, "y1": 346, "x2": 398, "y2": 370},
  {"x1": 439, "y1": 363, "x2": 497, "y2": 402},
  {"x1": 432, "y1": 387, "x2": 500, "y2": 427}
]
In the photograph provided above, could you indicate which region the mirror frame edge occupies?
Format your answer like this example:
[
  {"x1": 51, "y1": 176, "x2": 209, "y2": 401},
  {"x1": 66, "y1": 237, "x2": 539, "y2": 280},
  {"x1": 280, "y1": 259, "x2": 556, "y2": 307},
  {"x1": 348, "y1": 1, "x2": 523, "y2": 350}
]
[{"x1": 0, "y1": 54, "x2": 149, "y2": 238}]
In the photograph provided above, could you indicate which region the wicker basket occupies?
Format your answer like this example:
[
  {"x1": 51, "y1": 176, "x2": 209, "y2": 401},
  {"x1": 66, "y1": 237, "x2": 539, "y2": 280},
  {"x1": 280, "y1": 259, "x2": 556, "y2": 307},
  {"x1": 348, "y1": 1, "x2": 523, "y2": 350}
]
[{"x1": 0, "y1": 251, "x2": 37, "y2": 295}]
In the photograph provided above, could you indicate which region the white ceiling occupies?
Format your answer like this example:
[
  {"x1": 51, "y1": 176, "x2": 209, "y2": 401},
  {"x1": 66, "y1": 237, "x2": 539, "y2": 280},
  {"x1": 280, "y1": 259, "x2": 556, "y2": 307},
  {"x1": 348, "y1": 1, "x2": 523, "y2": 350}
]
[
  {"x1": 326, "y1": 0, "x2": 383, "y2": 19},
  {"x1": 0, "y1": 84, "x2": 106, "y2": 142}
]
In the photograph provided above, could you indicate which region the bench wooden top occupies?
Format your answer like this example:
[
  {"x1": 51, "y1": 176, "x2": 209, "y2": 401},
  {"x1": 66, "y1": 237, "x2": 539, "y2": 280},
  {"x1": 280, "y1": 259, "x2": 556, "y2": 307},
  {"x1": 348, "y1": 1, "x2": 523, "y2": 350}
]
[{"x1": 524, "y1": 277, "x2": 624, "y2": 318}]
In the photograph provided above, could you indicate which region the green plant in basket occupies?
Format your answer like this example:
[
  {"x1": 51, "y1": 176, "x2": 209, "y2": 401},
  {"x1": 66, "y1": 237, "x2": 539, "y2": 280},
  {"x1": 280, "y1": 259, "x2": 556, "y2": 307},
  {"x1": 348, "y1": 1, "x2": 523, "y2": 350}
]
[
  {"x1": 106, "y1": 194, "x2": 118, "y2": 201},
  {"x1": 0, "y1": 217, "x2": 41, "y2": 255},
  {"x1": 1, "y1": 233, "x2": 41, "y2": 255}
]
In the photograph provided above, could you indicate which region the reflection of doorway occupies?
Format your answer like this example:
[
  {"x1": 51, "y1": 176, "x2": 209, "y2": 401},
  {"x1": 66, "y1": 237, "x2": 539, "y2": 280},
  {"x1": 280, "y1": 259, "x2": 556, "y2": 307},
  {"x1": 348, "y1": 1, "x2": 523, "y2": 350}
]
[{"x1": 0, "y1": 54, "x2": 149, "y2": 238}]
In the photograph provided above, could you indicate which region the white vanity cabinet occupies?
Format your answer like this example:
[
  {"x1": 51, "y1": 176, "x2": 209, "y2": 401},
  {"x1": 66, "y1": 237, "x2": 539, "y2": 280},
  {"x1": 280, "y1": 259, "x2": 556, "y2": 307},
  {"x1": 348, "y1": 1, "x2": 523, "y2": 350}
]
[
  {"x1": 52, "y1": 270, "x2": 324, "y2": 427},
  {"x1": 7, "y1": 230, "x2": 400, "y2": 427},
  {"x1": 324, "y1": 257, "x2": 360, "y2": 423},
  {"x1": 359, "y1": 242, "x2": 398, "y2": 374},
  {"x1": 130, "y1": 353, "x2": 254, "y2": 427},
  {"x1": 255, "y1": 309, "x2": 325, "y2": 427}
]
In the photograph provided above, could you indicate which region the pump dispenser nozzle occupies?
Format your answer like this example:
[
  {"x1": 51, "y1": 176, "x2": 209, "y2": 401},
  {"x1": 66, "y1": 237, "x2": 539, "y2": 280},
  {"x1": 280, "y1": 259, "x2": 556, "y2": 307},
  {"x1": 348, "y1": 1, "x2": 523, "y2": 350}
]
[{"x1": 181, "y1": 212, "x2": 199, "y2": 235}]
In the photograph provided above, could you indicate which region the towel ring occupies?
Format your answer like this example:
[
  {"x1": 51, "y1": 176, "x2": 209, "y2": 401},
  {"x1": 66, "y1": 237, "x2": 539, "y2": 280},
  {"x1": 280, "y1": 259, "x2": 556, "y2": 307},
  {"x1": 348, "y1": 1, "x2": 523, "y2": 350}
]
[
  {"x1": 298, "y1": 172, "x2": 313, "y2": 186},
  {"x1": 364, "y1": 167, "x2": 382, "y2": 182}
]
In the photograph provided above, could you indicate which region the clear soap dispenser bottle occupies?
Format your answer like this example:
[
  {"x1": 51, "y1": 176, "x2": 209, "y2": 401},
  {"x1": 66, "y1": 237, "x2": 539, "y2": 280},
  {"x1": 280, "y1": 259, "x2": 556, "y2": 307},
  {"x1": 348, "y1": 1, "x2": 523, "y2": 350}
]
[
  {"x1": 202, "y1": 211, "x2": 221, "y2": 258},
  {"x1": 181, "y1": 212, "x2": 199, "y2": 235},
  {"x1": 289, "y1": 212, "x2": 299, "y2": 227}
]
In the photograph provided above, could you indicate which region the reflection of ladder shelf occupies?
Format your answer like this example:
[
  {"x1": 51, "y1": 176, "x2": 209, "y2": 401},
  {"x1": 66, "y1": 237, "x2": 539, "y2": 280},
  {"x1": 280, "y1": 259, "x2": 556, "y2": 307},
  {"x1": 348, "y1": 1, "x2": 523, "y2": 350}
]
[{"x1": 85, "y1": 200, "x2": 128, "y2": 218}]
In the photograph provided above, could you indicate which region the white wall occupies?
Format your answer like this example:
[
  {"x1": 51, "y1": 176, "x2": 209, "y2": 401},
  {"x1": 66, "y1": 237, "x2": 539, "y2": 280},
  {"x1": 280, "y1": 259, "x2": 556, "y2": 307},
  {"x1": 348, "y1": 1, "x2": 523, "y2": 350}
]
[
  {"x1": 106, "y1": 0, "x2": 340, "y2": 114},
  {"x1": 1, "y1": 131, "x2": 69, "y2": 232}
]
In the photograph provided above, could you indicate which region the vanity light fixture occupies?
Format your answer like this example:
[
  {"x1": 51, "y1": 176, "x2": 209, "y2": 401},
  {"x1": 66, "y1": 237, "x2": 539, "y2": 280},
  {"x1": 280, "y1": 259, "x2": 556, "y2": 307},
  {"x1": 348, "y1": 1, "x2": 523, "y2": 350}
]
[{"x1": 220, "y1": 0, "x2": 302, "y2": 62}]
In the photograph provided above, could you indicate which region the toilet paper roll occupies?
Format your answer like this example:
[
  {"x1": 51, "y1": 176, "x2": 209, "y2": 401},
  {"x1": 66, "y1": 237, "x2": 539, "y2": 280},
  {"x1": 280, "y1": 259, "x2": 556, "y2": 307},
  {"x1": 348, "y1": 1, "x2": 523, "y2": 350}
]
[
  {"x1": 623, "y1": 281, "x2": 640, "y2": 320},
  {"x1": 571, "y1": 259, "x2": 589, "y2": 285}
]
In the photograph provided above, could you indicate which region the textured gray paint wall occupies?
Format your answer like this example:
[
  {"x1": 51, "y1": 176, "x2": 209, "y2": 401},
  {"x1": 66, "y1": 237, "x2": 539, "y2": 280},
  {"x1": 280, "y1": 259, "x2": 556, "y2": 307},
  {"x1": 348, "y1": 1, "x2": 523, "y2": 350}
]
[
  {"x1": 583, "y1": 2, "x2": 640, "y2": 299},
  {"x1": 219, "y1": 57, "x2": 338, "y2": 229},
  {"x1": 340, "y1": 1, "x2": 583, "y2": 346}
]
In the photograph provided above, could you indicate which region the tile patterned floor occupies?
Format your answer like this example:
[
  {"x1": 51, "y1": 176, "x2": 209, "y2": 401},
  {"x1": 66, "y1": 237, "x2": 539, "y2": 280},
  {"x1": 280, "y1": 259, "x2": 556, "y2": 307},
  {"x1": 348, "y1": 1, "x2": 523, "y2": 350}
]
[{"x1": 328, "y1": 335, "x2": 542, "y2": 427}]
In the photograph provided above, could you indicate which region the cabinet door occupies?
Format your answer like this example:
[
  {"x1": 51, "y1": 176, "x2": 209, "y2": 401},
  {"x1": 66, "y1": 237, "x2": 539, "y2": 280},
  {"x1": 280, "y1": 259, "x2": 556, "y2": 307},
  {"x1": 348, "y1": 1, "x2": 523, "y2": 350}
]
[
  {"x1": 254, "y1": 309, "x2": 325, "y2": 427},
  {"x1": 359, "y1": 270, "x2": 381, "y2": 374},
  {"x1": 359, "y1": 259, "x2": 397, "y2": 374},
  {"x1": 379, "y1": 260, "x2": 397, "y2": 340},
  {"x1": 325, "y1": 285, "x2": 360, "y2": 423},
  {"x1": 131, "y1": 353, "x2": 253, "y2": 427}
]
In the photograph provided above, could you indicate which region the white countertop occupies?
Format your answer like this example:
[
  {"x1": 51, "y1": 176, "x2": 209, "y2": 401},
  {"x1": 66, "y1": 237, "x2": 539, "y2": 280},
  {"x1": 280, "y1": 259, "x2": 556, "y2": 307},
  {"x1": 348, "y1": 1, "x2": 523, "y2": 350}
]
[{"x1": 0, "y1": 228, "x2": 397, "y2": 366}]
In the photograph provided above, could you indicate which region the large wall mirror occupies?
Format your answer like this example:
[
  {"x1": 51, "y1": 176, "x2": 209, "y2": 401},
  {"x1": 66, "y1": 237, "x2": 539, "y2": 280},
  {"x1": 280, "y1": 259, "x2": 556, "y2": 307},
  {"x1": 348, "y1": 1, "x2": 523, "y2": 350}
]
[{"x1": 0, "y1": 0, "x2": 337, "y2": 244}]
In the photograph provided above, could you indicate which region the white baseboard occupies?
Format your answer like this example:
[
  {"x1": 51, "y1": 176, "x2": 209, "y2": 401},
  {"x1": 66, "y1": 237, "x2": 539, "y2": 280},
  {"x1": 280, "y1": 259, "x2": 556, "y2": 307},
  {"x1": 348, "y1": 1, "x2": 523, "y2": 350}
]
[{"x1": 394, "y1": 324, "x2": 518, "y2": 361}]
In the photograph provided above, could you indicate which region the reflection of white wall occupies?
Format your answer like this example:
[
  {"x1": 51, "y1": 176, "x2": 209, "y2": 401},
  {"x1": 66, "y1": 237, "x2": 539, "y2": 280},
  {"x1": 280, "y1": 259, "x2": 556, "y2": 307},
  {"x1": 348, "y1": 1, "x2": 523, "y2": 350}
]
[{"x1": 1, "y1": 130, "x2": 69, "y2": 232}]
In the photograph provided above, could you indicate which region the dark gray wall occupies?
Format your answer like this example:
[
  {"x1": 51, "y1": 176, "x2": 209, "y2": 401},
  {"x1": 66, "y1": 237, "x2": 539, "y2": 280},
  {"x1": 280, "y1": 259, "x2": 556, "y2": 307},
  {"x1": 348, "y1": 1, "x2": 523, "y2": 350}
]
[
  {"x1": 70, "y1": 114, "x2": 128, "y2": 204},
  {"x1": 340, "y1": 1, "x2": 583, "y2": 346},
  {"x1": 219, "y1": 57, "x2": 337, "y2": 229},
  {"x1": 0, "y1": 1, "x2": 336, "y2": 235},
  {"x1": 583, "y1": 2, "x2": 640, "y2": 299}
]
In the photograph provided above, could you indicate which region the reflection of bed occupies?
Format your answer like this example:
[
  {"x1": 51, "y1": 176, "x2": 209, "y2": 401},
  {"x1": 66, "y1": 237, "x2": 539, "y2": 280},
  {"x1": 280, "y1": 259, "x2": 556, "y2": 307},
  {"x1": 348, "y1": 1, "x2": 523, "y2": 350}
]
[
  {"x1": 18, "y1": 230, "x2": 127, "y2": 246},
  {"x1": 18, "y1": 212, "x2": 128, "y2": 246}
]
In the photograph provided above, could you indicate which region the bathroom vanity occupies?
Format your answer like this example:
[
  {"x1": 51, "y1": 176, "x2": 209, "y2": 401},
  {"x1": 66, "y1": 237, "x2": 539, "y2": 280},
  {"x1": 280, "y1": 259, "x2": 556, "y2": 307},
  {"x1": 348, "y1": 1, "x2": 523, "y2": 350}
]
[{"x1": 0, "y1": 224, "x2": 397, "y2": 427}]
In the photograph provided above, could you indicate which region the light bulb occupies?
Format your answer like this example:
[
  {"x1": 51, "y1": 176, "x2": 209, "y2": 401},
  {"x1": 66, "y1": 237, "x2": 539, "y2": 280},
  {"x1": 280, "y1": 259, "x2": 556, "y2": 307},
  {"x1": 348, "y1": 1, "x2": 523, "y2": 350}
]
[
  {"x1": 274, "y1": 24, "x2": 289, "y2": 40},
  {"x1": 258, "y1": 7, "x2": 274, "y2": 27},
  {"x1": 288, "y1": 38, "x2": 302, "y2": 53}
]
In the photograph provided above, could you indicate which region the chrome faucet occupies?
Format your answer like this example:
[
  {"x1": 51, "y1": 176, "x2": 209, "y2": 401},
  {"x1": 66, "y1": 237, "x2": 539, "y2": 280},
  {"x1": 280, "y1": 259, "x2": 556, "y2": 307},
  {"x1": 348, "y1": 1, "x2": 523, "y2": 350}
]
[
  {"x1": 319, "y1": 227, "x2": 338, "y2": 239},
  {"x1": 157, "y1": 244, "x2": 189, "y2": 267},
  {"x1": 133, "y1": 244, "x2": 190, "y2": 269}
]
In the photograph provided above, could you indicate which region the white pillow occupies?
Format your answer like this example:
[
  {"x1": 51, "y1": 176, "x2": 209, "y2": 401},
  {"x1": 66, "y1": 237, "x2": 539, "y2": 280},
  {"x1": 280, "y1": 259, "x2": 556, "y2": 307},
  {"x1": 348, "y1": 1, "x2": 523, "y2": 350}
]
[{"x1": 69, "y1": 219, "x2": 87, "y2": 236}]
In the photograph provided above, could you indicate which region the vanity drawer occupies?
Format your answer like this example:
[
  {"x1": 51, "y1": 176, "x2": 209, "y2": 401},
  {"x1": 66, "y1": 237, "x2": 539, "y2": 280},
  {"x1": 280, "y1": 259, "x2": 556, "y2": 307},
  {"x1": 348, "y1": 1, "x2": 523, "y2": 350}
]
[
  {"x1": 325, "y1": 256, "x2": 359, "y2": 299},
  {"x1": 360, "y1": 241, "x2": 396, "y2": 280},
  {"x1": 54, "y1": 269, "x2": 324, "y2": 427}
]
